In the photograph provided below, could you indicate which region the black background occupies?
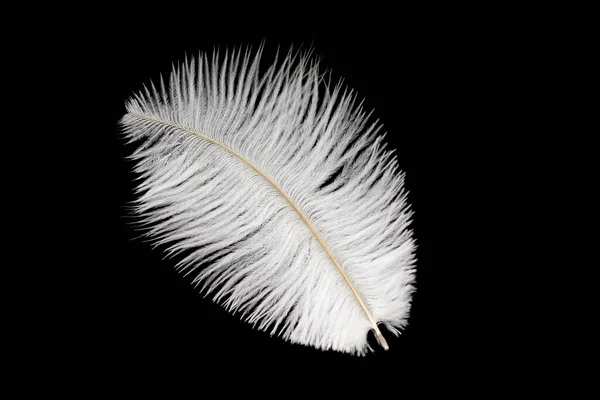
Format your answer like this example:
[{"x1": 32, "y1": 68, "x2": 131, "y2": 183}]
[{"x1": 111, "y1": 23, "x2": 478, "y2": 378}]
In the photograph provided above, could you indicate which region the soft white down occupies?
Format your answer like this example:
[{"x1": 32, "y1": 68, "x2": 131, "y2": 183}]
[{"x1": 121, "y1": 46, "x2": 416, "y2": 355}]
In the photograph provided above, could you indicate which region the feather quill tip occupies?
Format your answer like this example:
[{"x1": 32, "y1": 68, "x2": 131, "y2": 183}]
[{"x1": 375, "y1": 330, "x2": 389, "y2": 351}]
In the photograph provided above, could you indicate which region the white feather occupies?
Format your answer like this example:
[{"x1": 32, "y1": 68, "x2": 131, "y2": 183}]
[{"x1": 120, "y1": 46, "x2": 416, "y2": 355}]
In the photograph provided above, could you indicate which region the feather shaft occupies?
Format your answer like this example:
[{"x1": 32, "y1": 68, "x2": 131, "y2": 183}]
[{"x1": 126, "y1": 111, "x2": 389, "y2": 349}]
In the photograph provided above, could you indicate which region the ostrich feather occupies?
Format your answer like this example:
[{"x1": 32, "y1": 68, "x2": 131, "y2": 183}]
[{"x1": 120, "y1": 46, "x2": 416, "y2": 355}]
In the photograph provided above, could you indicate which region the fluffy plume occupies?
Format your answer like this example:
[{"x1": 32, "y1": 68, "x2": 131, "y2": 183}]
[{"x1": 120, "y1": 46, "x2": 416, "y2": 355}]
